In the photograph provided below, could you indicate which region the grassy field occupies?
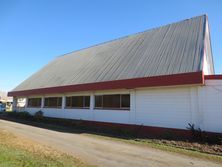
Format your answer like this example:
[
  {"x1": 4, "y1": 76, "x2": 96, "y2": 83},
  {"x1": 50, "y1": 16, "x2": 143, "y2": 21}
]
[{"x1": 0, "y1": 129, "x2": 92, "y2": 167}]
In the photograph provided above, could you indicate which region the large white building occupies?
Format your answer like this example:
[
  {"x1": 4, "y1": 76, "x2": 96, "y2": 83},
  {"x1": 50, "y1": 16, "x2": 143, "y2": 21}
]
[{"x1": 9, "y1": 15, "x2": 222, "y2": 134}]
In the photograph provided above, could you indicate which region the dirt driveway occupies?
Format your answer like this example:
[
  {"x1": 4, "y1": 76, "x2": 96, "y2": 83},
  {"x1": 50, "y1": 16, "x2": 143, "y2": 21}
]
[{"x1": 0, "y1": 119, "x2": 221, "y2": 167}]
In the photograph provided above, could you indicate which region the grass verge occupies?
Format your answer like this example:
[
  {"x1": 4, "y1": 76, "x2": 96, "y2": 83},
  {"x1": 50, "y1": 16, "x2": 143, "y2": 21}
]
[
  {"x1": 0, "y1": 129, "x2": 92, "y2": 167},
  {"x1": 85, "y1": 133, "x2": 222, "y2": 163}
]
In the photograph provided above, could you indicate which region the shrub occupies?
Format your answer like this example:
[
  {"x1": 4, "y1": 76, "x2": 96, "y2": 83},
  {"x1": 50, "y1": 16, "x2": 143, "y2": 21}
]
[
  {"x1": 187, "y1": 123, "x2": 204, "y2": 141},
  {"x1": 115, "y1": 127, "x2": 135, "y2": 138},
  {"x1": 34, "y1": 110, "x2": 44, "y2": 119},
  {"x1": 206, "y1": 134, "x2": 222, "y2": 144},
  {"x1": 16, "y1": 111, "x2": 32, "y2": 119},
  {"x1": 187, "y1": 123, "x2": 222, "y2": 144},
  {"x1": 161, "y1": 130, "x2": 174, "y2": 140},
  {"x1": 5, "y1": 111, "x2": 18, "y2": 117},
  {"x1": 3, "y1": 111, "x2": 32, "y2": 120},
  {"x1": 18, "y1": 111, "x2": 32, "y2": 119}
]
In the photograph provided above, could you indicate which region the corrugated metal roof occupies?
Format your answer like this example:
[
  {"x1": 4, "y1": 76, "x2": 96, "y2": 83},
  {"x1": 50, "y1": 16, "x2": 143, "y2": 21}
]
[{"x1": 13, "y1": 15, "x2": 214, "y2": 91}]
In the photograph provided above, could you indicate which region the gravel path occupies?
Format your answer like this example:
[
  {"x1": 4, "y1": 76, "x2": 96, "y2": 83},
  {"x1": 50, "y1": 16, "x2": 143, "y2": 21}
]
[{"x1": 0, "y1": 119, "x2": 221, "y2": 167}]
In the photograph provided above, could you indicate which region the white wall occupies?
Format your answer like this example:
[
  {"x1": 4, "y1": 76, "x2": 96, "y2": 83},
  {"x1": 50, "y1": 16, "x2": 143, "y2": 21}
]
[
  {"x1": 17, "y1": 81, "x2": 222, "y2": 133},
  {"x1": 134, "y1": 83, "x2": 222, "y2": 133},
  {"x1": 135, "y1": 87, "x2": 192, "y2": 129},
  {"x1": 200, "y1": 80, "x2": 222, "y2": 133}
]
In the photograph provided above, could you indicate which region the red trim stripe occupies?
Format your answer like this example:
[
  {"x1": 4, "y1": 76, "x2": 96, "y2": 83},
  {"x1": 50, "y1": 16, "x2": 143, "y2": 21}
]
[
  {"x1": 8, "y1": 72, "x2": 203, "y2": 97},
  {"x1": 205, "y1": 75, "x2": 222, "y2": 80}
]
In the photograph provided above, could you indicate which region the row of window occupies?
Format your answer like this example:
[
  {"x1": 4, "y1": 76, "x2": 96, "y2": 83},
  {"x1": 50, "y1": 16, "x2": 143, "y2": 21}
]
[
  {"x1": 95, "y1": 94, "x2": 130, "y2": 109},
  {"x1": 66, "y1": 96, "x2": 90, "y2": 108},
  {"x1": 27, "y1": 94, "x2": 130, "y2": 110}
]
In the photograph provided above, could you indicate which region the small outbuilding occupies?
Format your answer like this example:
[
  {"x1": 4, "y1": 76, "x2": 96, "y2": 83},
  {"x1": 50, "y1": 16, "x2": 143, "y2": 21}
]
[{"x1": 9, "y1": 15, "x2": 222, "y2": 134}]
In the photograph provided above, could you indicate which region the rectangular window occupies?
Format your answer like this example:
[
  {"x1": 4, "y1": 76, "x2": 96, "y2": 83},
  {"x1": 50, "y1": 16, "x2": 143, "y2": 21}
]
[
  {"x1": 72, "y1": 96, "x2": 83, "y2": 108},
  {"x1": 65, "y1": 96, "x2": 90, "y2": 109},
  {"x1": 44, "y1": 97, "x2": 62, "y2": 108},
  {"x1": 66, "y1": 96, "x2": 72, "y2": 108},
  {"x1": 121, "y1": 94, "x2": 130, "y2": 108},
  {"x1": 103, "y1": 95, "x2": 120, "y2": 108},
  {"x1": 84, "y1": 96, "x2": 90, "y2": 108},
  {"x1": 27, "y1": 98, "x2": 42, "y2": 108},
  {"x1": 95, "y1": 95, "x2": 102, "y2": 108},
  {"x1": 94, "y1": 94, "x2": 130, "y2": 110}
]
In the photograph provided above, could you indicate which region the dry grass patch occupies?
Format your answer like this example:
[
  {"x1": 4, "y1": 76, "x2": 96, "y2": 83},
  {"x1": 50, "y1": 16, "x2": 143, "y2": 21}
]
[{"x1": 0, "y1": 129, "x2": 92, "y2": 167}]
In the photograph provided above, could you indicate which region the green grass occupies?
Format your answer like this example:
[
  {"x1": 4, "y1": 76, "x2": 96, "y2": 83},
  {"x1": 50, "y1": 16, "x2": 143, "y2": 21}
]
[
  {"x1": 0, "y1": 145, "x2": 76, "y2": 167},
  {"x1": 0, "y1": 130, "x2": 92, "y2": 167}
]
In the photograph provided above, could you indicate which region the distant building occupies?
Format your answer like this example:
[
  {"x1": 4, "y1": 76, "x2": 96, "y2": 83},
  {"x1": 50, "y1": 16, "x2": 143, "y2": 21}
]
[
  {"x1": 0, "y1": 91, "x2": 12, "y2": 102},
  {"x1": 9, "y1": 15, "x2": 222, "y2": 135},
  {"x1": 0, "y1": 91, "x2": 6, "y2": 100},
  {"x1": 0, "y1": 91, "x2": 13, "y2": 111}
]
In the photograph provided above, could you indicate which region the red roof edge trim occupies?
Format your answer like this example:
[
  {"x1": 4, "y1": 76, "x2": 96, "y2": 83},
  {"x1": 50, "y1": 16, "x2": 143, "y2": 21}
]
[
  {"x1": 8, "y1": 71, "x2": 203, "y2": 97},
  {"x1": 205, "y1": 75, "x2": 222, "y2": 80}
]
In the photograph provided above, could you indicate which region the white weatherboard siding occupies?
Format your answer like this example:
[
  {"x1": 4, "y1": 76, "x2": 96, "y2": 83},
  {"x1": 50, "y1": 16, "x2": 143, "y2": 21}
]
[
  {"x1": 93, "y1": 110, "x2": 130, "y2": 124},
  {"x1": 135, "y1": 83, "x2": 222, "y2": 133},
  {"x1": 201, "y1": 80, "x2": 222, "y2": 132},
  {"x1": 135, "y1": 87, "x2": 192, "y2": 129},
  {"x1": 20, "y1": 82, "x2": 222, "y2": 133}
]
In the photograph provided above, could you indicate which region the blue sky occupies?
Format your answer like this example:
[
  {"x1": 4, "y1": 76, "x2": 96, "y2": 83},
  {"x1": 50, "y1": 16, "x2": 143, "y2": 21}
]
[{"x1": 0, "y1": 0, "x2": 221, "y2": 92}]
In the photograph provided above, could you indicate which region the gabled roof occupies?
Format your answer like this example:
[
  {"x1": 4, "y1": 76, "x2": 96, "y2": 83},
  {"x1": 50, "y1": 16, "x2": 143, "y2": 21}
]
[{"x1": 9, "y1": 15, "x2": 214, "y2": 96}]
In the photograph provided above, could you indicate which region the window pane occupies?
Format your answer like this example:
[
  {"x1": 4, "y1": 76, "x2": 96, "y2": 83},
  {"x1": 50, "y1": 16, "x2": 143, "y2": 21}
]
[
  {"x1": 37, "y1": 99, "x2": 41, "y2": 107},
  {"x1": 121, "y1": 94, "x2": 130, "y2": 108},
  {"x1": 44, "y1": 97, "x2": 62, "y2": 108},
  {"x1": 103, "y1": 95, "x2": 120, "y2": 108},
  {"x1": 57, "y1": 97, "x2": 62, "y2": 107},
  {"x1": 28, "y1": 99, "x2": 32, "y2": 107},
  {"x1": 95, "y1": 95, "x2": 102, "y2": 108},
  {"x1": 84, "y1": 96, "x2": 90, "y2": 108},
  {"x1": 72, "y1": 96, "x2": 83, "y2": 108},
  {"x1": 49, "y1": 97, "x2": 57, "y2": 107},
  {"x1": 28, "y1": 98, "x2": 41, "y2": 107},
  {"x1": 65, "y1": 97, "x2": 71, "y2": 107},
  {"x1": 44, "y1": 98, "x2": 49, "y2": 107}
]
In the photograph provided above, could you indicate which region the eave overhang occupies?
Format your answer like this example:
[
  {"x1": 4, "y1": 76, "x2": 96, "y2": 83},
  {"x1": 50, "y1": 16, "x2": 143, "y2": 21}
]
[{"x1": 8, "y1": 71, "x2": 204, "y2": 97}]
